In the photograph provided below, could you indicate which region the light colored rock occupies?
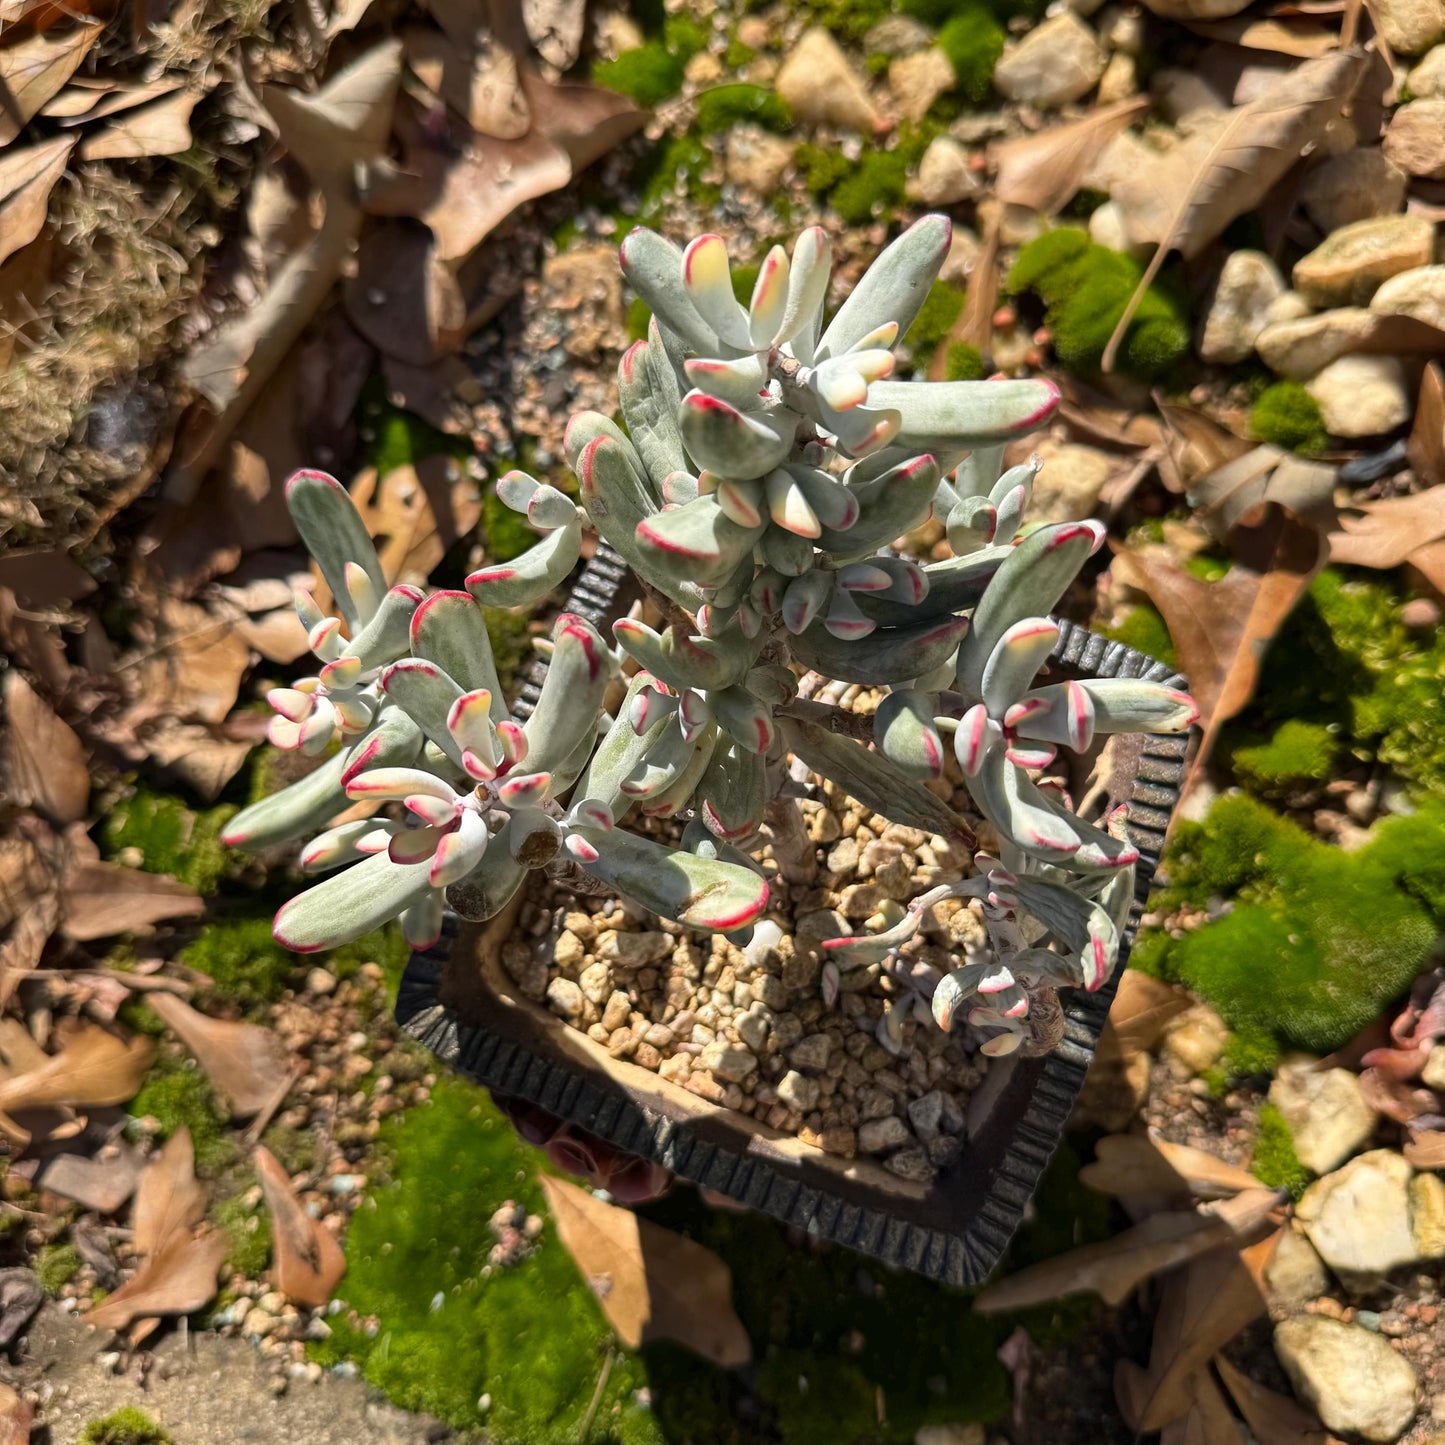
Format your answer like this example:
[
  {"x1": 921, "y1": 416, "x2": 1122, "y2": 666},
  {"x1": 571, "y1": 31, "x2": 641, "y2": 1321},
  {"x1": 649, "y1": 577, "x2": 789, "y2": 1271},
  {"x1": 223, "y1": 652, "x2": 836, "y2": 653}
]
[
  {"x1": 1412, "y1": 1171, "x2": 1445, "y2": 1257},
  {"x1": 1268, "y1": 1063, "x2": 1378, "y2": 1173},
  {"x1": 776, "y1": 28, "x2": 882, "y2": 132},
  {"x1": 1306, "y1": 355, "x2": 1411, "y2": 437},
  {"x1": 602, "y1": 990, "x2": 631, "y2": 1032},
  {"x1": 1264, "y1": 1225, "x2": 1330, "y2": 1304},
  {"x1": 1299, "y1": 149, "x2": 1409, "y2": 233},
  {"x1": 889, "y1": 48, "x2": 957, "y2": 124},
  {"x1": 1374, "y1": 0, "x2": 1445, "y2": 53},
  {"x1": 790, "y1": 1032, "x2": 832, "y2": 1070},
  {"x1": 1088, "y1": 199, "x2": 1149, "y2": 258},
  {"x1": 1275, "y1": 1316, "x2": 1419, "y2": 1442},
  {"x1": 915, "y1": 1426, "x2": 985, "y2": 1445},
  {"x1": 579, "y1": 961, "x2": 612, "y2": 1005},
  {"x1": 1265, "y1": 290, "x2": 1313, "y2": 324},
  {"x1": 699, "y1": 1038, "x2": 757, "y2": 1083},
  {"x1": 938, "y1": 225, "x2": 982, "y2": 285},
  {"x1": 776, "y1": 1069, "x2": 820, "y2": 1113},
  {"x1": 864, "y1": 14, "x2": 934, "y2": 55},
  {"x1": 1151, "y1": 67, "x2": 1230, "y2": 121},
  {"x1": 1384, "y1": 99, "x2": 1445, "y2": 178},
  {"x1": 1096, "y1": 50, "x2": 1137, "y2": 103},
  {"x1": 1160, "y1": 1002, "x2": 1229, "y2": 1078},
  {"x1": 1423, "y1": 1043, "x2": 1445, "y2": 1089},
  {"x1": 858, "y1": 1115, "x2": 912, "y2": 1153},
  {"x1": 1292, "y1": 215, "x2": 1437, "y2": 307},
  {"x1": 685, "y1": 50, "x2": 723, "y2": 86},
  {"x1": 724, "y1": 126, "x2": 794, "y2": 193},
  {"x1": 993, "y1": 14, "x2": 1106, "y2": 108},
  {"x1": 306, "y1": 967, "x2": 337, "y2": 996},
  {"x1": 1296, "y1": 1149, "x2": 1419, "y2": 1278},
  {"x1": 1200, "y1": 250, "x2": 1285, "y2": 363},
  {"x1": 1371, "y1": 265, "x2": 1445, "y2": 330},
  {"x1": 1099, "y1": 5, "x2": 1146, "y2": 51},
  {"x1": 1256, "y1": 308, "x2": 1375, "y2": 379},
  {"x1": 735, "y1": 1008, "x2": 769, "y2": 1052},
  {"x1": 975, "y1": 197, "x2": 1046, "y2": 247},
  {"x1": 595, "y1": 929, "x2": 672, "y2": 966},
  {"x1": 908, "y1": 135, "x2": 980, "y2": 206},
  {"x1": 545, "y1": 977, "x2": 584, "y2": 1022},
  {"x1": 1028, "y1": 440, "x2": 1113, "y2": 522},
  {"x1": 1406, "y1": 42, "x2": 1445, "y2": 96},
  {"x1": 553, "y1": 930, "x2": 586, "y2": 969},
  {"x1": 1140, "y1": 0, "x2": 1252, "y2": 18}
]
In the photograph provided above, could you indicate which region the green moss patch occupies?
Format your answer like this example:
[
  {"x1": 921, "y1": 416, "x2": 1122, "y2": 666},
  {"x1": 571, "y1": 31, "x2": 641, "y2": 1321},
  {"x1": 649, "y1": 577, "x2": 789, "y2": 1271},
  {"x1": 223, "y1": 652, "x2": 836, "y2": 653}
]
[
  {"x1": 36, "y1": 1241, "x2": 82, "y2": 1293},
  {"x1": 944, "y1": 343, "x2": 986, "y2": 381},
  {"x1": 1101, "y1": 603, "x2": 1177, "y2": 669},
  {"x1": 937, "y1": 6, "x2": 1006, "y2": 103},
  {"x1": 78, "y1": 1408, "x2": 173, "y2": 1445},
  {"x1": 905, "y1": 282, "x2": 965, "y2": 369},
  {"x1": 1251, "y1": 1103, "x2": 1311, "y2": 1197},
  {"x1": 1007, "y1": 228, "x2": 1189, "y2": 381},
  {"x1": 1138, "y1": 792, "x2": 1445, "y2": 1054},
  {"x1": 594, "y1": 18, "x2": 706, "y2": 108},
  {"x1": 695, "y1": 84, "x2": 791, "y2": 135},
  {"x1": 101, "y1": 786, "x2": 238, "y2": 895},
  {"x1": 129, "y1": 1057, "x2": 236, "y2": 1178},
  {"x1": 1251, "y1": 381, "x2": 1328, "y2": 455},
  {"x1": 1227, "y1": 719, "x2": 1338, "y2": 796}
]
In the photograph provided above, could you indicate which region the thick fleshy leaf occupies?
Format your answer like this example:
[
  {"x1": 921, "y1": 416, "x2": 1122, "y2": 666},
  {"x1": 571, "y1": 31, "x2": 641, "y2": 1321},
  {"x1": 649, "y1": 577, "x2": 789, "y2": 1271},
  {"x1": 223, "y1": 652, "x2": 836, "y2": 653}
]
[
  {"x1": 618, "y1": 336, "x2": 688, "y2": 485},
  {"x1": 1005, "y1": 875, "x2": 1119, "y2": 991},
  {"x1": 856, "y1": 547, "x2": 1006, "y2": 627},
  {"x1": 873, "y1": 690, "x2": 945, "y2": 781},
  {"x1": 710, "y1": 685, "x2": 774, "y2": 754},
  {"x1": 749, "y1": 245, "x2": 790, "y2": 347},
  {"x1": 787, "y1": 464, "x2": 858, "y2": 532},
  {"x1": 612, "y1": 619, "x2": 756, "y2": 693},
  {"x1": 685, "y1": 353, "x2": 771, "y2": 409},
  {"x1": 714, "y1": 476, "x2": 764, "y2": 528},
  {"x1": 946, "y1": 495, "x2": 997, "y2": 555},
  {"x1": 682, "y1": 234, "x2": 752, "y2": 349},
  {"x1": 638, "y1": 721, "x2": 716, "y2": 817},
  {"x1": 285, "y1": 470, "x2": 386, "y2": 631},
  {"x1": 617, "y1": 227, "x2": 718, "y2": 354},
  {"x1": 777, "y1": 225, "x2": 830, "y2": 359},
  {"x1": 954, "y1": 521, "x2": 1103, "y2": 701},
  {"x1": 634, "y1": 494, "x2": 766, "y2": 590},
  {"x1": 579, "y1": 674, "x2": 673, "y2": 815},
  {"x1": 816, "y1": 215, "x2": 952, "y2": 362},
  {"x1": 759, "y1": 524, "x2": 814, "y2": 576},
  {"x1": 697, "y1": 733, "x2": 766, "y2": 841},
  {"x1": 339, "y1": 705, "x2": 425, "y2": 786},
  {"x1": 764, "y1": 469, "x2": 820, "y2": 538},
  {"x1": 299, "y1": 819, "x2": 399, "y2": 872},
  {"x1": 444, "y1": 818, "x2": 529, "y2": 922},
  {"x1": 381, "y1": 659, "x2": 466, "y2": 764},
  {"x1": 343, "y1": 584, "x2": 424, "y2": 670},
  {"x1": 222, "y1": 742, "x2": 358, "y2": 852},
  {"x1": 789, "y1": 612, "x2": 969, "y2": 686},
  {"x1": 781, "y1": 570, "x2": 833, "y2": 634},
  {"x1": 273, "y1": 851, "x2": 433, "y2": 952},
  {"x1": 963, "y1": 748, "x2": 1079, "y2": 861},
  {"x1": 981, "y1": 618, "x2": 1060, "y2": 716},
  {"x1": 621, "y1": 719, "x2": 705, "y2": 800},
  {"x1": 407, "y1": 591, "x2": 507, "y2": 720},
  {"x1": 678, "y1": 392, "x2": 797, "y2": 480},
  {"x1": 816, "y1": 455, "x2": 939, "y2": 555},
  {"x1": 577, "y1": 827, "x2": 769, "y2": 933},
  {"x1": 870, "y1": 377, "x2": 1060, "y2": 453},
  {"x1": 522, "y1": 613, "x2": 612, "y2": 774},
  {"x1": 466, "y1": 516, "x2": 582, "y2": 607},
  {"x1": 1011, "y1": 679, "x2": 1198, "y2": 740},
  {"x1": 784, "y1": 715, "x2": 973, "y2": 845}
]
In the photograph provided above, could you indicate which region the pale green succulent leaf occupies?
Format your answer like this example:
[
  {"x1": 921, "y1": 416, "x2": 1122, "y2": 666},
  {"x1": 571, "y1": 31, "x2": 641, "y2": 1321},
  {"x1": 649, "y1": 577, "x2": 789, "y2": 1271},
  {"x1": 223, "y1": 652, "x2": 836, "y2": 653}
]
[
  {"x1": 285, "y1": 469, "x2": 386, "y2": 631},
  {"x1": 790, "y1": 612, "x2": 969, "y2": 686},
  {"x1": 273, "y1": 851, "x2": 433, "y2": 953},
  {"x1": 408, "y1": 591, "x2": 506, "y2": 722},
  {"x1": 466, "y1": 516, "x2": 582, "y2": 609}
]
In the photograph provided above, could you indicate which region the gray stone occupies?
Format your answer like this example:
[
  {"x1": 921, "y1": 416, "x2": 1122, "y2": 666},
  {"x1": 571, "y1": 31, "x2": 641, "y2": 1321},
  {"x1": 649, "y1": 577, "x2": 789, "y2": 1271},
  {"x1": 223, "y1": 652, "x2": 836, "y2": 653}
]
[
  {"x1": 907, "y1": 1089, "x2": 945, "y2": 1137},
  {"x1": 1306, "y1": 355, "x2": 1411, "y2": 438},
  {"x1": 1151, "y1": 67, "x2": 1230, "y2": 121},
  {"x1": 1264, "y1": 290, "x2": 1312, "y2": 324},
  {"x1": 1413, "y1": 1171, "x2": 1445, "y2": 1258},
  {"x1": 858, "y1": 1116, "x2": 912, "y2": 1153},
  {"x1": 776, "y1": 1069, "x2": 820, "y2": 1113},
  {"x1": 1299, "y1": 148, "x2": 1409, "y2": 233},
  {"x1": 864, "y1": 14, "x2": 934, "y2": 56},
  {"x1": 885, "y1": 1147, "x2": 937, "y2": 1183},
  {"x1": 790, "y1": 1032, "x2": 833, "y2": 1071},
  {"x1": 595, "y1": 930, "x2": 672, "y2": 966},
  {"x1": 1256, "y1": 308, "x2": 1376, "y2": 379},
  {"x1": 1383, "y1": 99, "x2": 1445, "y2": 178},
  {"x1": 699, "y1": 1039, "x2": 758, "y2": 1083},
  {"x1": 1374, "y1": 0, "x2": 1445, "y2": 53},
  {"x1": 579, "y1": 961, "x2": 612, "y2": 1005},
  {"x1": 735, "y1": 1009, "x2": 769, "y2": 1052},
  {"x1": 1160, "y1": 1002, "x2": 1228, "y2": 1079},
  {"x1": 1292, "y1": 215, "x2": 1436, "y2": 307},
  {"x1": 1372, "y1": 265, "x2": 1445, "y2": 330},
  {"x1": 908, "y1": 136, "x2": 980, "y2": 206},
  {"x1": 724, "y1": 126, "x2": 794, "y2": 194},
  {"x1": 1264, "y1": 1226, "x2": 1330, "y2": 1304},
  {"x1": 776, "y1": 28, "x2": 882, "y2": 132},
  {"x1": 1275, "y1": 1316, "x2": 1419, "y2": 1442},
  {"x1": 1028, "y1": 440, "x2": 1113, "y2": 522},
  {"x1": 1296, "y1": 1149, "x2": 1419, "y2": 1279},
  {"x1": 1096, "y1": 50, "x2": 1137, "y2": 103},
  {"x1": 1268, "y1": 1063, "x2": 1377, "y2": 1174},
  {"x1": 993, "y1": 14, "x2": 1106, "y2": 108},
  {"x1": 889, "y1": 48, "x2": 957, "y2": 124},
  {"x1": 1200, "y1": 250, "x2": 1285, "y2": 363}
]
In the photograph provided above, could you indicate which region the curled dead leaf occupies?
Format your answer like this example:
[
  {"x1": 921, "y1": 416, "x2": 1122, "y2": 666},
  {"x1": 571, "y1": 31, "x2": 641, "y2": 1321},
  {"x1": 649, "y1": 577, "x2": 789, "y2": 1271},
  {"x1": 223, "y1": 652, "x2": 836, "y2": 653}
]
[
  {"x1": 539, "y1": 1173, "x2": 751, "y2": 1367},
  {"x1": 991, "y1": 99, "x2": 1148, "y2": 216},
  {"x1": 0, "y1": 20, "x2": 106, "y2": 145},
  {"x1": 1081, "y1": 1133, "x2": 1262, "y2": 1202},
  {"x1": 60, "y1": 858, "x2": 205, "y2": 941},
  {"x1": 145, "y1": 992, "x2": 293, "y2": 1120},
  {"x1": 0, "y1": 134, "x2": 74, "y2": 268},
  {"x1": 1215, "y1": 1353, "x2": 1329, "y2": 1442},
  {"x1": 3, "y1": 671, "x2": 89, "y2": 824},
  {"x1": 0, "y1": 1379, "x2": 34, "y2": 1444},
  {"x1": 1187, "y1": 445, "x2": 1337, "y2": 540},
  {"x1": 84, "y1": 1227, "x2": 228, "y2": 1330},
  {"x1": 77, "y1": 87, "x2": 199, "y2": 161},
  {"x1": 133, "y1": 1127, "x2": 206, "y2": 1259},
  {"x1": 254, "y1": 1145, "x2": 345, "y2": 1307}
]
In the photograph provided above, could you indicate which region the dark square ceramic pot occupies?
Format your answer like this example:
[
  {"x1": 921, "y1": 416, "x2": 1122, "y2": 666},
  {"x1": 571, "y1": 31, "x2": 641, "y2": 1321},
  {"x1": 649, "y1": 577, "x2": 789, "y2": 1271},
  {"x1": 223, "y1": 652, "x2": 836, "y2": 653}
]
[{"x1": 395, "y1": 547, "x2": 1188, "y2": 1287}]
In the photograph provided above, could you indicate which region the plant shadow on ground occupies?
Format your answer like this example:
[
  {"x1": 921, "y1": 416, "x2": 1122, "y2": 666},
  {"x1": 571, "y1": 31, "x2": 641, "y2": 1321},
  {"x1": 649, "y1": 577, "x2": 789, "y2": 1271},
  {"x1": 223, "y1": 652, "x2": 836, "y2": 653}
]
[{"x1": 315, "y1": 1065, "x2": 1121, "y2": 1445}]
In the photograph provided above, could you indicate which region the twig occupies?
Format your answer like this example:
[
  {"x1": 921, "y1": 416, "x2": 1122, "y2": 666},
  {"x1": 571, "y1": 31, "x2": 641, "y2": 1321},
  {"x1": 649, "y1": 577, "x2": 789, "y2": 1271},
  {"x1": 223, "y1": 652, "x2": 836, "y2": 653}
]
[{"x1": 577, "y1": 1347, "x2": 615, "y2": 1445}]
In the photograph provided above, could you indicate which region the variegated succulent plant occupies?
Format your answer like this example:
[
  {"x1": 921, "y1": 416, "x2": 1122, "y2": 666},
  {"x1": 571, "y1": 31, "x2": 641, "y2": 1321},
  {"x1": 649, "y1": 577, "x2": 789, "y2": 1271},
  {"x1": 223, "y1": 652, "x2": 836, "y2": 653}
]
[{"x1": 225, "y1": 215, "x2": 1197, "y2": 1060}]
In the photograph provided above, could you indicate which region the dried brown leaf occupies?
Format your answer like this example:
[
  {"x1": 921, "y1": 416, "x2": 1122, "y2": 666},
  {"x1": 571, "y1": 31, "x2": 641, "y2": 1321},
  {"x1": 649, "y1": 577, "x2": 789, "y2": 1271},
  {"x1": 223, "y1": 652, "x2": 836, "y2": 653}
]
[
  {"x1": 123, "y1": 597, "x2": 253, "y2": 727},
  {"x1": 60, "y1": 859, "x2": 204, "y2": 941},
  {"x1": 1155, "y1": 1369, "x2": 1248, "y2": 1445},
  {"x1": 254, "y1": 1145, "x2": 345, "y2": 1307},
  {"x1": 1081, "y1": 1133, "x2": 1262, "y2": 1202},
  {"x1": 1116, "y1": 1248, "x2": 1267, "y2": 1432},
  {"x1": 84, "y1": 1227, "x2": 227, "y2": 1330},
  {"x1": 929, "y1": 216, "x2": 999, "y2": 380},
  {"x1": 1107, "y1": 970, "x2": 1194, "y2": 1056},
  {"x1": 343, "y1": 219, "x2": 466, "y2": 364},
  {"x1": 133, "y1": 1127, "x2": 205, "y2": 1258},
  {"x1": 142, "y1": 719, "x2": 258, "y2": 801},
  {"x1": 539, "y1": 1173, "x2": 751, "y2": 1367},
  {"x1": 1184, "y1": 15, "x2": 1342, "y2": 53},
  {"x1": 1111, "y1": 506, "x2": 1326, "y2": 781},
  {"x1": 0, "y1": 1025, "x2": 154, "y2": 1149},
  {"x1": 77, "y1": 87, "x2": 199, "y2": 161},
  {"x1": 403, "y1": 23, "x2": 529, "y2": 138},
  {"x1": 0, "y1": 21, "x2": 105, "y2": 144},
  {"x1": 145, "y1": 993, "x2": 293, "y2": 1119},
  {"x1": 1187, "y1": 445, "x2": 1337, "y2": 539},
  {"x1": 36, "y1": 1143, "x2": 143, "y2": 1214},
  {"x1": 517, "y1": 64, "x2": 647, "y2": 174},
  {"x1": 0, "y1": 1381, "x2": 33, "y2": 1445},
  {"x1": 1408, "y1": 363, "x2": 1444, "y2": 490},
  {"x1": 3, "y1": 670, "x2": 88, "y2": 824},
  {"x1": 0, "y1": 133, "x2": 73, "y2": 268},
  {"x1": 1404, "y1": 1127, "x2": 1445, "y2": 1169},
  {"x1": 1215, "y1": 1354, "x2": 1329, "y2": 1443},
  {"x1": 343, "y1": 455, "x2": 483, "y2": 588},
  {"x1": 1103, "y1": 49, "x2": 1367, "y2": 369},
  {"x1": 1328, "y1": 485, "x2": 1445, "y2": 572},
  {"x1": 52, "y1": 75, "x2": 179, "y2": 123},
  {"x1": 991, "y1": 99, "x2": 1148, "y2": 215},
  {"x1": 1156, "y1": 402, "x2": 1256, "y2": 495}
]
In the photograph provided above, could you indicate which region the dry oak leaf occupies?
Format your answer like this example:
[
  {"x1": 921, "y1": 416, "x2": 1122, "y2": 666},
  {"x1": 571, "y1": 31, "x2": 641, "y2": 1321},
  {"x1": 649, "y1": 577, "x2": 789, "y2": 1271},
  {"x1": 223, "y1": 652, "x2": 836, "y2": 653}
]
[
  {"x1": 1111, "y1": 505, "x2": 1327, "y2": 781},
  {"x1": 1187, "y1": 445, "x2": 1337, "y2": 541},
  {"x1": 133, "y1": 1127, "x2": 206, "y2": 1259},
  {"x1": 1327, "y1": 485, "x2": 1445, "y2": 572},
  {"x1": 1080, "y1": 1133, "x2": 1261, "y2": 1202},
  {"x1": 539, "y1": 1173, "x2": 751, "y2": 1367},
  {"x1": 0, "y1": 1024, "x2": 154, "y2": 1148},
  {"x1": 990, "y1": 98, "x2": 1148, "y2": 216},
  {"x1": 1408, "y1": 362, "x2": 1443, "y2": 490},
  {"x1": 1115, "y1": 1246, "x2": 1267, "y2": 1432},
  {"x1": 401, "y1": 22, "x2": 530, "y2": 139},
  {"x1": 1154, "y1": 400, "x2": 1255, "y2": 496},
  {"x1": 60, "y1": 858, "x2": 204, "y2": 941},
  {"x1": 1404, "y1": 1127, "x2": 1445, "y2": 1170},
  {"x1": 145, "y1": 992, "x2": 293, "y2": 1119},
  {"x1": 35, "y1": 1143, "x2": 143, "y2": 1214},
  {"x1": 0, "y1": 1381, "x2": 32, "y2": 1445},
  {"x1": 3, "y1": 670, "x2": 89, "y2": 824},
  {"x1": 344, "y1": 455, "x2": 483, "y2": 589},
  {"x1": 0, "y1": 134, "x2": 73, "y2": 268},
  {"x1": 254, "y1": 1145, "x2": 345, "y2": 1307},
  {"x1": 1215, "y1": 1354, "x2": 1330, "y2": 1444},
  {"x1": 0, "y1": 20, "x2": 106, "y2": 145},
  {"x1": 0, "y1": 1016, "x2": 80, "y2": 1146},
  {"x1": 1106, "y1": 969, "x2": 1193, "y2": 1057},
  {"x1": 1157, "y1": 1368, "x2": 1248, "y2": 1445},
  {"x1": 77, "y1": 87, "x2": 199, "y2": 161},
  {"x1": 84, "y1": 1226, "x2": 228, "y2": 1330}
]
